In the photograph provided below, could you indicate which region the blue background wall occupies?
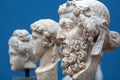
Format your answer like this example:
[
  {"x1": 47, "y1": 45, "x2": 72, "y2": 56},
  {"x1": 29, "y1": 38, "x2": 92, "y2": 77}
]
[{"x1": 0, "y1": 0, "x2": 120, "y2": 80}]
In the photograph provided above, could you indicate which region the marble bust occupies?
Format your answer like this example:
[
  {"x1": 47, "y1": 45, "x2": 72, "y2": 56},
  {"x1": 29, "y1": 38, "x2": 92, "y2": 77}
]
[
  {"x1": 57, "y1": 0, "x2": 120, "y2": 80},
  {"x1": 8, "y1": 29, "x2": 37, "y2": 71},
  {"x1": 30, "y1": 19, "x2": 59, "y2": 80},
  {"x1": 62, "y1": 65, "x2": 103, "y2": 80}
]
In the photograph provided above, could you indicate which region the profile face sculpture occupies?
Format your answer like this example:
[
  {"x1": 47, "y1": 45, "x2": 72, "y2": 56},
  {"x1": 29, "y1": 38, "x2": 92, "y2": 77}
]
[
  {"x1": 57, "y1": 0, "x2": 120, "y2": 80},
  {"x1": 30, "y1": 19, "x2": 59, "y2": 80},
  {"x1": 8, "y1": 29, "x2": 37, "y2": 71},
  {"x1": 32, "y1": 31, "x2": 47, "y2": 57},
  {"x1": 58, "y1": 18, "x2": 81, "y2": 40},
  {"x1": 31, "y1": 19, "x2": 59, "y2": 60}
]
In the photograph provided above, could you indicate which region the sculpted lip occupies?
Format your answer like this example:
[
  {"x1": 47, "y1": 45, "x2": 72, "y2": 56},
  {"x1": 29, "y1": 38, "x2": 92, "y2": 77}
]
[
  {"x1": 61, "y1": 39, "x2": 70, "y2": 49},
  {"x1": 61, "y1": 41, "x2": 67, "y2": 47}
]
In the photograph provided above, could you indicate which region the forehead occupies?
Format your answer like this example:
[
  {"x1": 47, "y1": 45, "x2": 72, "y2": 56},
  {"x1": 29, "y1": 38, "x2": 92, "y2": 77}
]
[
  {"x1": 59, "y1": 18, "x2": 74, "y2": 26},
  {"x1": 32, "y1": 31, "x2": 42, "y2": 37}
]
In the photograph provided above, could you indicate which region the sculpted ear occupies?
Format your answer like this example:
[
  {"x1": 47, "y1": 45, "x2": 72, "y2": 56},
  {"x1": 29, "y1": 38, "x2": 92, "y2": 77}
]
[
  {"x1": 49, "y1": 38, "x2": 54, "y2": 47},
  {"x1": 46, "y1": 32, "x2": 56, "y2": 47}
]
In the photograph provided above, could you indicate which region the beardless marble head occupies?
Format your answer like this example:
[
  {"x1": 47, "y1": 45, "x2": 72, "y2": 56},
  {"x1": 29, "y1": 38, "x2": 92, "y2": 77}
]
[
  {"x1": 30, "y1": 19, "x2": 59, "y2": 68},
  {"x1": 8, "y1": 29, "x2": 37, "y2": 71}
]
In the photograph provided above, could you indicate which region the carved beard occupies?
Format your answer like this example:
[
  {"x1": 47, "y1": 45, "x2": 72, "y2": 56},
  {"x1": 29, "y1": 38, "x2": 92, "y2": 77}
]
[{"x1": 61, "y1": 39, "x2": 89, "y2": 77}]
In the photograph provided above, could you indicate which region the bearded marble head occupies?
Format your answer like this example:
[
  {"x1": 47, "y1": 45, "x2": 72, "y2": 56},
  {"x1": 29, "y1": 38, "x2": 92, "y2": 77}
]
[{"x1": 57, "y1": 0, "x2": 110, "y2": 79}]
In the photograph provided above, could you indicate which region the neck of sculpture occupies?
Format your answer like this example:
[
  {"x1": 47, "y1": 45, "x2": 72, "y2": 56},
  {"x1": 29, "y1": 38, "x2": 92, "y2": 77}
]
[
  {"x1": 24, "y1": 61, "x2": 36, "y2": 69},
  {"x1": 40, "y1": 47, "x2": 53, "y2": 68}
]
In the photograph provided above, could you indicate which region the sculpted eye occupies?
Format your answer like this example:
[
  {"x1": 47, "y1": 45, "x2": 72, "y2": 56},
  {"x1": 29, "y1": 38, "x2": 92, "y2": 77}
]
[
  {"x1": 32, "y1": 36, "x2": 37, "y2": 40},
  {"x1": 65, "y1": 24, "x2": 74, "y2": 31},
  {"x1": 66, "y1": 26, "x2": 72, "y2": 31},
  {"x1": 13, "y1": 53, "x2": 17, "y2": 57},
  {"x1": 10, "y1": 52, "x2": 17, "y2": 57}
]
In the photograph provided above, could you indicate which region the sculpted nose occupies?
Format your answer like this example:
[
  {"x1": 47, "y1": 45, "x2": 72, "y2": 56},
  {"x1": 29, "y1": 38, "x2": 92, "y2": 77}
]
[
  {"x1": 56, "y1": 33, "x2": 66, "y2": 45},
  {"x1": 9, "y1": 48, "x2": 15, "y2": 56},
  {"x1": 57, "y1": 34, "x2": 65, "y2": 40}
]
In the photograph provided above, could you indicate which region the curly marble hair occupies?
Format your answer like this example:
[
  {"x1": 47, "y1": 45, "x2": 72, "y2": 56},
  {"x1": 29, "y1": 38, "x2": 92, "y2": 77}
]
[
  {"x1": 8, "y1": 29, "x2": 36, "y2": 63},
  {"x1": 58, "y1": 0, "x2": 110, "y2": 27}
]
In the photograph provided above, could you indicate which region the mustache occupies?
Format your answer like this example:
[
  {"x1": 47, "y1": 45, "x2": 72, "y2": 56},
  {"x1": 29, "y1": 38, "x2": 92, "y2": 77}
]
[{"x1": 60, "y1": 39, "x2": 88, "y2": 50}]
